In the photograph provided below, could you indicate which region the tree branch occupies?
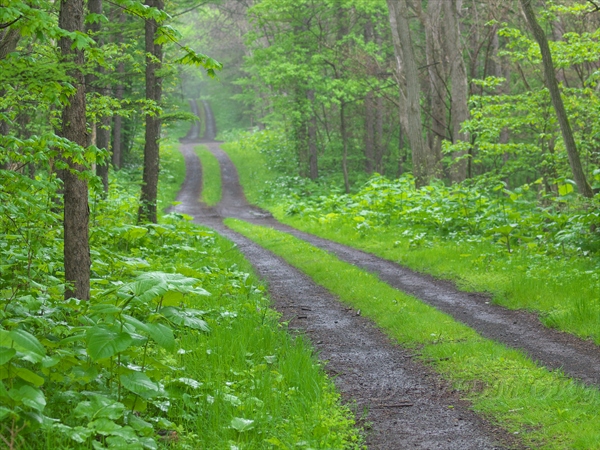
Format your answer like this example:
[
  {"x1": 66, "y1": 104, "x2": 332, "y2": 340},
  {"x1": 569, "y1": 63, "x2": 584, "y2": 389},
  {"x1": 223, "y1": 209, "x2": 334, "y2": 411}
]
[{"x1": 0, "y1": 16, "x2": 22, "y2": 30}]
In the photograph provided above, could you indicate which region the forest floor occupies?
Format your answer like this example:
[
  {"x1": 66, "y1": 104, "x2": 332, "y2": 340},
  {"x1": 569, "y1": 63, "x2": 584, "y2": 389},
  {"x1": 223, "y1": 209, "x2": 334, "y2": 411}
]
[{"x1": 171, "y1": 112, "x2": 600, "y2": 448}]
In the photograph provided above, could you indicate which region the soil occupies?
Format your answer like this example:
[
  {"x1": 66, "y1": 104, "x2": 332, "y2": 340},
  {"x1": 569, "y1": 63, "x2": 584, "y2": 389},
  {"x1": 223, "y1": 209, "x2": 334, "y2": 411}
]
[{"x1": 169, "y1": 103, "x2": 594, "y2": 448}]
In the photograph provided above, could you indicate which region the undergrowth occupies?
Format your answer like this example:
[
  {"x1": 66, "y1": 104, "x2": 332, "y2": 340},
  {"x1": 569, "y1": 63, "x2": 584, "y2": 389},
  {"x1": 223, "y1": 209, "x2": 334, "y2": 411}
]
[
  {"x1": 0, "y1": 133, "x2": 362, "y2": 449},
  {"x1": 222, "y1": 130, "x2": 600, "y2": 344}
]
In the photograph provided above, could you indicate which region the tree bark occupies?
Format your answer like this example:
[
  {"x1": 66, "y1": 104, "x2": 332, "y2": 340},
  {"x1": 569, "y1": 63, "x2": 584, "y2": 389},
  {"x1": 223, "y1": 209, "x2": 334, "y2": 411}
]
[
  {"x1": 58, "y1": 0, "x2": 90, "y2": 300},
  {"x1": 421, "y1": 0, "x2": 446, "y2": 177},
  {"x1": 138, "y1": 0, "x2": 164, "y2": 223},
  {"x1": 520, "y1": 0, "x2": 592, "y2": 198},
  {"x1": 363, "y1": 20, "x2": 376, "y2": 174},
  {"x1": 0, "y1": 26, "x2": 21, "y2": 169},
  {"x1": 444, "y1": 0, "x2": 469, "y2": 183},
  {"x1": 387, "y1": 0, "x2": 432, "y2": 187},
  {"x1": 340, "y1": 102, "x2": 350, "y2": 194},
  {"x1": 307, "y1": 89, "x2": 319, "y2": 180}
]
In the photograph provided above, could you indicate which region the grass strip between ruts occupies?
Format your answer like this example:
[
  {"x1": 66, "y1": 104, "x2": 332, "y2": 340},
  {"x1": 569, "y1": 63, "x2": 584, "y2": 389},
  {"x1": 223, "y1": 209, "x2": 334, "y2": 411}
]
[
  {"x1": 195, "y1": 145, "x2": 222, "y2": 206},
  {"x1": 225, "y1": 217, "x2": 600, "y2": 450}
]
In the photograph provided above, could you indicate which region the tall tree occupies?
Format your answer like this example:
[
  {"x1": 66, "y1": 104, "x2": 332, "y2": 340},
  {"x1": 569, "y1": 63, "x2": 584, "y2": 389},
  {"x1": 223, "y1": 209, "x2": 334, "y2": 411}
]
[
  {"x1": 58, "y1": 0, "x2": 91, "y2": 300},
  {"x1": 139, "y1": 0, "x2": 164, "y2": 223},
  {"x1": 444, "y1": 0, "x2": 470, "y2": 183},
  {"x1": 87, "y1": 0, "x2": 110, "y2": 193},
  {"x1": 520, "y1": 0, "x2": 593, "y2": 197},
  {"x1": 387, "y1": 0, "x2": 432, "y2": 187}
]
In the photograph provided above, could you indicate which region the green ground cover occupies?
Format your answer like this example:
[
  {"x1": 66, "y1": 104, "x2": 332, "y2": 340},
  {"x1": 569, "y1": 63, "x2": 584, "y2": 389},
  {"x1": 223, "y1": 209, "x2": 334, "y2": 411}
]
[
  {"x1": 0, "y1": 136, "x2": 362, "y2": 449},
  {"x1": 221, "y1": 132, "x2": 600, "y2": 344},
  {"x1": 226, "y1": 218, "x2": 600, "y2": 449}
]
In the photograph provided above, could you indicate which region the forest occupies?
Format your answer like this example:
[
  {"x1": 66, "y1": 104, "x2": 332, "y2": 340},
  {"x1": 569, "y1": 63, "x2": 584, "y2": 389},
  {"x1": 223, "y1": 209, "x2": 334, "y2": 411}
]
[{"x1": 2, "y1": 0, "x2": 600, "y2": 448}]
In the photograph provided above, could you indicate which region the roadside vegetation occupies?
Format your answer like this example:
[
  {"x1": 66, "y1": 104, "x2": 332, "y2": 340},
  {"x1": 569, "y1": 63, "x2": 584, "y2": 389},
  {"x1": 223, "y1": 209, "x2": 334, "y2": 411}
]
[
  {"x1": 222, "y1": 131, "x2": 600, "y2": 344},
  {"x1": 226, "y1": 218, "x2": 600, "y2": 449},
  {"x1": 0, "y1": 137, "x2": 362, "y2": 449}
]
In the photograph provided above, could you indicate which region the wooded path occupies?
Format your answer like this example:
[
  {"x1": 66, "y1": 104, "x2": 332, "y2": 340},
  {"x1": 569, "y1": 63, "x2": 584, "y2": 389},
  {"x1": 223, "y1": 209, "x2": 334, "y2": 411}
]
[{"x1": 170, "y1": 105, "x2": 600, "y2": 448}]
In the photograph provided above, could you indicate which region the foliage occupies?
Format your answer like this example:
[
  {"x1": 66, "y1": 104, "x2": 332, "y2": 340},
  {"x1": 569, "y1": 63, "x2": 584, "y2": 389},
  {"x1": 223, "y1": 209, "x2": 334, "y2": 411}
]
[
  {"x1": 0, "y1": 135, "x2": 362, "y2": 449},
  {"x1": 222, "y1": 130, "x2": 600, "y2": 343}
]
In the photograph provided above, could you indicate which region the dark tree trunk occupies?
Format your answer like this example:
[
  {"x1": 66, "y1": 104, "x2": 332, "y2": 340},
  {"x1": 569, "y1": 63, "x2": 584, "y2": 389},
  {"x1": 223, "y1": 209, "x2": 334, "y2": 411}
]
[
  {"x1": 58, "y1": 0, "x2": 90, "y2": 300},
  {"x1": 363, "y1": 20, "x2": 375, "y2": 174},
  {"x1": 0, "y1": 27, "x2": 20, "y2": 59},
  {"x1": 444, "y1": 0, "x2": 469, "y2": 183},
  {"x1": 520, "y1": 0, "x2": 592, "y2": 198},
  {"x1": 96, "y1": 116, "x2": 110, "y2": 191},
  {"x1": 138, "y1": 0, "x2": 164, "y2": 223}
]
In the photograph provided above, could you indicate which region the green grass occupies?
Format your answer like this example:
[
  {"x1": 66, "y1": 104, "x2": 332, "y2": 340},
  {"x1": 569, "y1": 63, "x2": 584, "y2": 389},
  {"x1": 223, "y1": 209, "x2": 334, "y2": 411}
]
[
  {"x1": 274, "y1": 215, "x2": 600, "y2": 343},
  {"x1": 220, "y1": 138, "x2": 600, "y2": 345},
  {"x1": 220, "y1": 140, "x2": 281, "y2": 206},
  {"x1": 157, "y1": 124, "x2": 187, "y2": 214},
  {"x1": 195, "y1": 145, "x2": 222, "y2": 206},
  {"x1": 169, "y1": 231, "x2": 362, "y2": 448},
  {"x1": 225, "y1": 218, "x2": 600, "y2": 449}
]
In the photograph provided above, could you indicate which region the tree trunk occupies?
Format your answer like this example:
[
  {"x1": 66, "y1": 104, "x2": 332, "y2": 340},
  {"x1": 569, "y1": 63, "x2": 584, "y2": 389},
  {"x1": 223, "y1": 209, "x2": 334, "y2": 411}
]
[
  {"x1": 520, "y1": 0, "x2": 592, "y2": 198},
  {"x1": 87, "y1": 0, "x2": 109, "y2": 193},
  {"x1": 58, "y1": 0, "x2": 90, "y2": 300},
  {"x1": 340, "y1": 102, "x2": 350, "y2": 194},
  {"x1": 421, "y1": 0, "x2": 446, "y2": 177},
  {"x1": 363, "y1": 20, "x2": 376, "y2": 174},
  {"x1": 112, "y1": 59, "x2": 124, "y2": 169},
  {"x1": 138, "y1": 0, "x2": 164, "y2": 223},
  {"x1": 307, "y1": 89, "x2": 319, "y2": 180},
  {"x1": 387, "y1": 0, "x2": 432, "y2": 188},
  {"x1": 364, "y1": 90, "x2": 376, "y2": 174},
  {"x1": 111, "y1": 10, "x2": 126, "y2": 169},
  {"x1": 444, "y1": 0, "x2": 469, "y2": 183},
  {"x1": 0, "y1": 26, "x2": 21, "y2": 169}
]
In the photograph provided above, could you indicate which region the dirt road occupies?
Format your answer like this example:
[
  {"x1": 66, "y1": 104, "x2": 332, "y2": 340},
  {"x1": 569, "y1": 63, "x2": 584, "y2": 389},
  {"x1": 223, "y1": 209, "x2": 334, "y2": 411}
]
[{"x1": 169, "y1": 103, "x2": 598, "y2": 448}]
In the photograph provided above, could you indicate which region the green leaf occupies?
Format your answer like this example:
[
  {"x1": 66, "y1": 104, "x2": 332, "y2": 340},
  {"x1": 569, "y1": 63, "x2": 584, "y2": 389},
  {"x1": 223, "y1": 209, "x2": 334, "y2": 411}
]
[
  {"x1": 230, "y1": 417, "x2": 255, "y2": 432},
  {"x1": 0, "y1": 406, "x2": 12, "y2": 421},
  {"x1": 89, "y1": 418, "x2": 122, "y2": 436},
  {"x1": 86, "y1": 325, "x2": 133, "y2": 361},
  {"x1": 15, "y1": 367, "x2": 45, "y2": 386},
  {"x1": 0, "y1": 347, "x2": 16, "y2": 365},
  {"x1": 145, "y1": 323, "x2": 175, "y2": 351},
  {"x1": 120, "y1": 372, "x2": 160, "y2": 399},
  {"x1": 74, "y1": 394, "x2": 125, "y2": 420},
  {"x1": 161, "y1": 307, "x2": 210, "y2": 332},
  {"x1": 8, "y1": 385, "x2": 46, "y2": 411},
  {"x1": 120, "y1": 271, "x2": 208, "y2": 304},
  {"x1": 7, "y1": 329, "x2": 46, "y2": 363},
  {"x1": 54, "y1": 424, "x2": 93, "y2": 444},
  {"x1": 122, "y1": 316, "x2": 174, "y2": 351},
  {"x1": 558, "y1": 183, "x2": 574, "y2": 196},
  {"x1": 127, "y1": 413, "x2": 154, "y2": 435}
]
